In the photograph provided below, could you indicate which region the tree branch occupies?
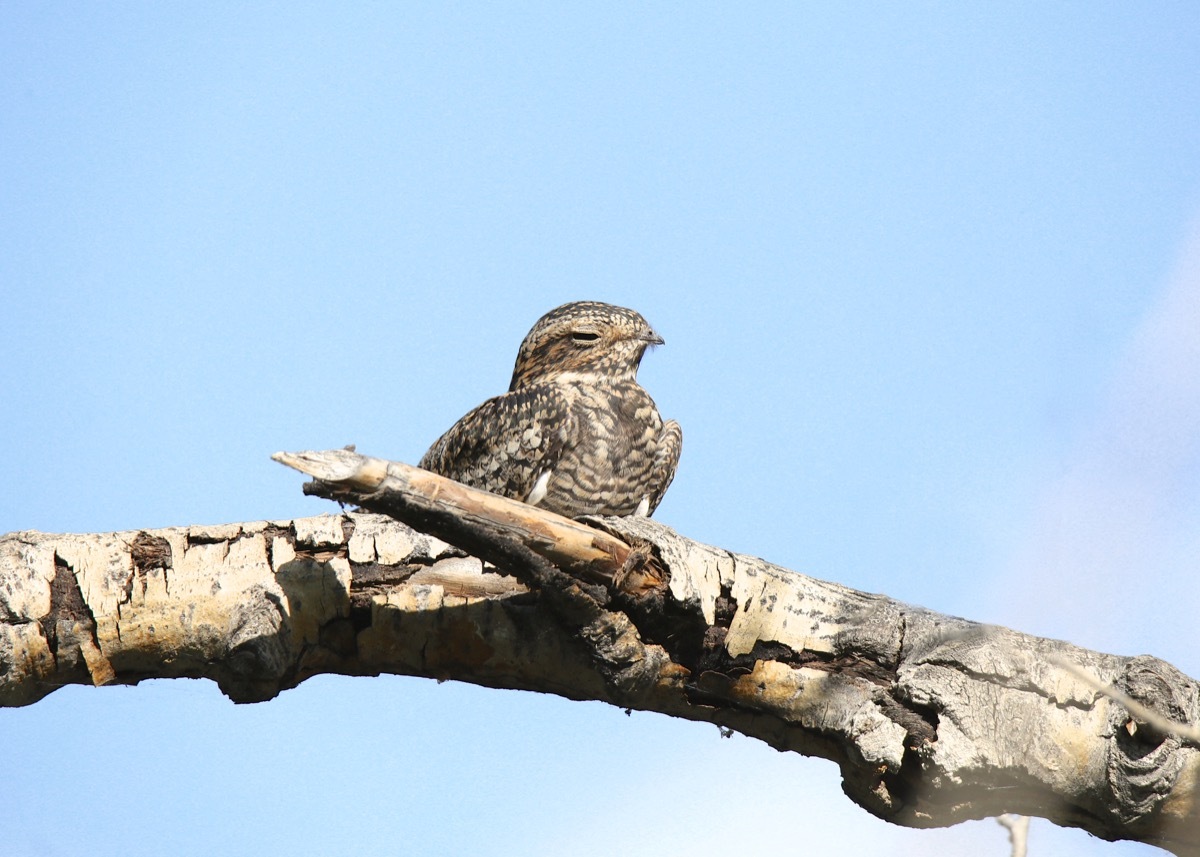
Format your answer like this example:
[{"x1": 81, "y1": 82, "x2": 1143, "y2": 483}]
[{"x1": 1, "y1": 448, "x2": 1196, "y2": 855}]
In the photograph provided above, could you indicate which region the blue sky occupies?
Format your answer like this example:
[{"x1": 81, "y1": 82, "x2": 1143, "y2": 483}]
[{"x1": 3, "y1": 4, "x2": 1198, "y2": 854}]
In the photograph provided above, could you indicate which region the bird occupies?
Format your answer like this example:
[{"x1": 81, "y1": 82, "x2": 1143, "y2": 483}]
[{"x1": 420, "y1": 300, "x2": 682, "y2": 519}]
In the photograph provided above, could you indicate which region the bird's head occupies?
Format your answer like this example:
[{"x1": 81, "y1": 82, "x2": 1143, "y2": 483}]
[{"x1": 508, "y1": 301, "x2": 664, "y2": 390}]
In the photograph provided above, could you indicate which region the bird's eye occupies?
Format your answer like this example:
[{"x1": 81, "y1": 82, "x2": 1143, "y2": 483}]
[{"x1": 571, "y1": 331, "x2": 601, "y2": 343}]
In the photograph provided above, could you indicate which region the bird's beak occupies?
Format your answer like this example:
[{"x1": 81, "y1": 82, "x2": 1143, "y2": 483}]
[{"x1": 640, "y1": 329, "x2": 665, "y2": 346}]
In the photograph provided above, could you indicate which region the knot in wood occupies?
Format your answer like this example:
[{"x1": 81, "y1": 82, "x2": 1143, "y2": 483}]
[{"x1": 1106, "y1": 655, "x2": 1200, "y2": 827}]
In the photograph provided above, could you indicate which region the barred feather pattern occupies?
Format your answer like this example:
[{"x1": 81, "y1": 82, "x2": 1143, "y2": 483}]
[{"x1": 420, "y1": 301, "x2": 682, "y2": 518}]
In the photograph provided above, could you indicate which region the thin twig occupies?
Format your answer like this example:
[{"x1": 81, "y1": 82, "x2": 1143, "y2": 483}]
[
  {"x1": 1050, "y1": 655, "x2": 1200, "y2": 743},
  {"x1": 996, "y1": 814, "x2": 1029, "y2": 857}
]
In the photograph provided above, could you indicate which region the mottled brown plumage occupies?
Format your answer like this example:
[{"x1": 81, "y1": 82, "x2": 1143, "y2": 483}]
[{"x1": 420, "y1": 301, "x2": 682, "y2": 518}]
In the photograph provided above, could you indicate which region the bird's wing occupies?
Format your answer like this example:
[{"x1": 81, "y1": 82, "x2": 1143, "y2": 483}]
[
  {"x1": 646, "y1": 418, "x2": 683, "y2": 516},
  {"x1": 419, "y1": 385, "x2": 575, "y2": 503}
]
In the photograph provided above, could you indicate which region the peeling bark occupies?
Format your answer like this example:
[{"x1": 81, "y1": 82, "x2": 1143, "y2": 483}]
[{"x1": 1, "y1": 450, "x2": 1197, "y2": 855}]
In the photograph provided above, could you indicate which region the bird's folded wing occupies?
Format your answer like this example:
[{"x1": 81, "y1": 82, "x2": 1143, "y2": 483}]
[{"x1": 419, "y1": 386, "x2": 575, "y2": 503}]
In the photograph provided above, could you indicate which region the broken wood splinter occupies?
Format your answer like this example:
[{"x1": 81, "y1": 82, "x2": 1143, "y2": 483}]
[{"x1": 272, "y1": 448, "x2": 646, "y2": 588}]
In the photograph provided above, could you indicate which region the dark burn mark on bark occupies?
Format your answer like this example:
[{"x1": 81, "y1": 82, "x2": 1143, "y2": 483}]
[
  {"x1": 131, "y1": 532, "x2": 172, "y2": 572},
  {"x1": 37, "y1": 554, "x2": 101, "y2": 678},
  {"x1": 692, "y1": 638, "x2": 808, "y2": 676},
  {"x1": 186, "y1": 531, "x2": 234, "y2": 546},
  {"x1": 713, "y1": 591, "x2": 737, "y2": 627},
  {"x1": 129, "y1": 532, "x2": 172, "y2": 598},
  {"x1": 823, "y1": 652, "x2": 897, "y2": 686},
  {"x1": 610, "y1": 538, "x2": 665, "y2": 594},
  {"x1": 261, "y1": 523, "x2": 294, "y2": 547},
  {"x1": 350, "y1": 562, "x2": 417, "y2": 588},
  {"x1": 186, "y1": 524, "x2": 291, "y2": 553},
  {"x1": 45, "y1": 555, "x2": 92, "y2": 632},
  {"x1": 346, "y1": 561, "x2": 425, "y2": 633},
  {"x1": 877, "y1": 693, "x2": 939, "y2": 747}
]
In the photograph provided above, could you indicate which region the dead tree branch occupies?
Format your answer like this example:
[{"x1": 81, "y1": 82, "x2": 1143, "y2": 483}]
[{"x1": 1, "y1": 448, "x2": 1196, "y2": 855}]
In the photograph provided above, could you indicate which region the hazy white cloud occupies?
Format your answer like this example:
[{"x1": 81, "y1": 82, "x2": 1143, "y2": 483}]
[{"x1": 999, "y1": 217, "x2": 1200, "y2": 669}]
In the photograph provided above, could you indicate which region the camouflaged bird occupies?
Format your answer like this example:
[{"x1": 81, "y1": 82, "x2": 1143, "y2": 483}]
[{"x1": 420, "y1": 301, "x2": 682, "y2": 518}]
